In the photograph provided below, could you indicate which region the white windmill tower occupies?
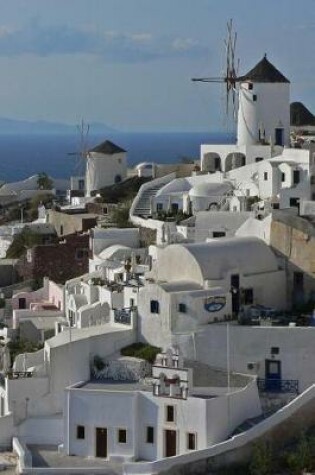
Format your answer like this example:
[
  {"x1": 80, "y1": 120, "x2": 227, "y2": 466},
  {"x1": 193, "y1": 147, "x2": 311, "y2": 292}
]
[
  {"x1": 236, "y1": 54, "x2": 290, "y2": 147},
  {"x1": 192, "y1": 21, "x2": 291, "y2": 149}
]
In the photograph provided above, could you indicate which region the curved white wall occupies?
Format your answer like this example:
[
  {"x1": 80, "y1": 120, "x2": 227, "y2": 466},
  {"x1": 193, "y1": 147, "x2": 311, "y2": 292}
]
[{"x1": 237, "y1": 82, "x2": 290, "y2": 147}]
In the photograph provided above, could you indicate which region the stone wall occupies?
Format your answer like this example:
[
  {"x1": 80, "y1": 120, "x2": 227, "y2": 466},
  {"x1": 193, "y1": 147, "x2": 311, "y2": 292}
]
[
  {"x1": 270, "y1": 212, "x2": 315, "y2": 306},
  {"x1": 17, "y1": 234, "x2": 89, "y2": 284}
]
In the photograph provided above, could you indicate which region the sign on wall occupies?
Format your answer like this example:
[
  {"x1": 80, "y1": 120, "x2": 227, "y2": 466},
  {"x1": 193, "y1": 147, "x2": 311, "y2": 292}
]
[{"x1": 204, "y1": 296, "x2": 226, "y2": 312}]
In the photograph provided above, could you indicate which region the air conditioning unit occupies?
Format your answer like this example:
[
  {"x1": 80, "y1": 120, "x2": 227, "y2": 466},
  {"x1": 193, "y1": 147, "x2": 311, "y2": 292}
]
[{"x1": 247, "y1": 362, "x2": 260, "y2": 371}]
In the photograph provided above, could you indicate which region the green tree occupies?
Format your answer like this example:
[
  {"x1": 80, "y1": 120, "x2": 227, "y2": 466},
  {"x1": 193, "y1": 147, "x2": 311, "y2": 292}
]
[{"x1": 37, "y1": 172, "x2": 53, "y2": 190}]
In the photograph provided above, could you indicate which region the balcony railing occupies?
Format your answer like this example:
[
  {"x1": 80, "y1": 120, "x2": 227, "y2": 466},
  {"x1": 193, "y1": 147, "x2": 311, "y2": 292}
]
[
  {"x1": 257, "y1": 378, "x2": 299, "y2": 394},
  {"x1": 114, "y1": 308, "x2": 132, "y2": 325},
  {"x1": 6, "y1": 371, "x2": 33, "y2": 380}
]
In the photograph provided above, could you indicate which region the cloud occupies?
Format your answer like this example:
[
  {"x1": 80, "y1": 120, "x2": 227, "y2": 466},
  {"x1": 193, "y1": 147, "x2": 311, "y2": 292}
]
[{"x1": 0, "y1": 18, "x2": 208, "y2": 63}]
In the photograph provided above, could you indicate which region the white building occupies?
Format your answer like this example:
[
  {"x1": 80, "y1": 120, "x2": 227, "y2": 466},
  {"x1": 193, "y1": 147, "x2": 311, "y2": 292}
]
[
  {"x1": 200, "y1": 56, "x2": 290, "y2": 174},
  {"x1": 85, "y1": 140, "x2": 127, "y2": 196},
  {"x1": 63, "y1": 347, "x2": 261, "y2": 461},
  {"x1": 138, "y1": 237, "x2": 286, "y2": 348}
]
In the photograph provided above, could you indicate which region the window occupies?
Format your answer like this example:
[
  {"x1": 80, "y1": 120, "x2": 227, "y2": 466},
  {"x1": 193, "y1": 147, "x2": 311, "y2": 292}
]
[
  {"x1": 146, "y1": 426, "x2": 154, "y2": 444},
  {"x1": 293, "y1": 170, "x2": 300, "y2": 184},
  {"x1": 255, "y1": 157, "x2": 263, "y2": 162},
  {"x1": 253, "y1": 94, "x2": 257, "y2": 102},
  {"x1": 166, "y1": 405, "x2": 175, "y2": 423},
  {"x1": 243, "y1": 288, "x2": 254, "y2": 305},
  {"x1": 150, "y1": 300, "x2": 160, "y2": 314},
  {"x1": 178, "y1": 303, "x2": 187, "y2": 313},
  {"x1": 271, "y1": 347, "x2": 279, "y2": 355},
  {"x1": 78, "y1": 179, "x2": 85, "y2": 191},
  {"x1": 281, "y1": 173, "x2": 285, "y2": 182},
  {"x1": 115, "y1": 174, "x2": 122, "y2": 184},
  {"x1": 311, "y1": 175, "x2": 315, "y2": 185},
  {"x1": 212, "y1": 231, "x2": 226, "y2": 238},
  {"x1": 77, "y1": 425, "x2": 85, "y2": 439},
  {"x1": 187, "y1": 433, "x2": 197, "y2": 450},
  {"x1": 290, "y1": 197, "x2": 299, "y2": 208},
  {"x1": 171, "y1": 203, "x2": 179, "y2": 213},
  {"x1": 248, "y1": 83, "x2": 253, "y2": 90},
  {"x1": 264, "y1": 172, "x2": 268, "y2": 181},
  {"x1": 272, "y1": 203, "x2": 280, "y2": 210},
  {"x1": 60, "y1": 225, "x2": 64, "y2": 235},
  {"x1": 118, "y1": 429, "x2": 127, "y2": 444},
  {"x1": 156, "y1": 203, "x2": 163, "y2": 212}
]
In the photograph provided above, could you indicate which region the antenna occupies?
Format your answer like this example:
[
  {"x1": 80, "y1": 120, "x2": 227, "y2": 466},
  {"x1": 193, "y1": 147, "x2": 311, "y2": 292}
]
[
  {"x1": 192, "y1": 19, "x2": 240, "y2": 122},
  {"x1": 68, "y1": 119, "x2": 90, "y2": 176}
]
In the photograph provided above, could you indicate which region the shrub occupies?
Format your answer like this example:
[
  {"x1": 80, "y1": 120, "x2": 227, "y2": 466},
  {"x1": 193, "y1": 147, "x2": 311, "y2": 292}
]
[
  {"x1": 249, "y1": 442, "x2": 273, "y2": 475},
  {"x1": 120, "y1": 343, "x2": 161, "y2": 363}
]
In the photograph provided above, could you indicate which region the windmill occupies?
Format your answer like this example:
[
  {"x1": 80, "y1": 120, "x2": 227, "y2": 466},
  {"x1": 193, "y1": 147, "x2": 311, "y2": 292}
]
[
  {"x1": 68, "y1": 119, "x2": 90, "y2": 177},
  {"x1": 192, "y1": 19, "x2": 240, "y2": 122}
]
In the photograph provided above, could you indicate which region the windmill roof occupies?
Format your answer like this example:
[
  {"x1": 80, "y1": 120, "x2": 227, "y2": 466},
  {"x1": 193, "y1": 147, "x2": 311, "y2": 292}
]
[
  {"x1": 290, "y1": 102, "x2": 315, "y2": 126},
  {"x1": 89, "y1": 140, "x2": 126, "y2": 155},
  {"x1": 238, "y1": 55, "x2": 290, "y2": 83}
]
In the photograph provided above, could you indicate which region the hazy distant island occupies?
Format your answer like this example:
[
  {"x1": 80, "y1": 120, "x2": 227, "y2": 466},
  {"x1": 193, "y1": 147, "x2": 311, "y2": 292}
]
[{"x1": 0, "y1": 117, "x2": 118, "y2": 135}]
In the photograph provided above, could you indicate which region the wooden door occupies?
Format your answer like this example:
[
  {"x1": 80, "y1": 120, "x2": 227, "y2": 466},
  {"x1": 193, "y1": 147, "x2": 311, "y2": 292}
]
[
  {"x1": 95, "y1": 427, "x2": 107, "y2": 458},
  {"x1": 165, "y1": 430, "x2": 177, "y2": 457}
]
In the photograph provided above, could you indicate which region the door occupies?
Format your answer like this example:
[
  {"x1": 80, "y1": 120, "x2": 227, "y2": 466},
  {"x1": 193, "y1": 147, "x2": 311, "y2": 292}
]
[
  {"x1": 96, "y1": 428, "x2": 107, "y2": 458},
  {"x1": 230, "y1": 274, "x2": 240, "y2": 315},
  {"x1": 165, "y1": 430, "x2": 177, "y2": 457},
  {"x1": 275, "y1": 128, "x2": 284, "y2": 146},
  {"x1": 265, "y1": 359, "x2": 281, "y2": 391},
  {"x1": 19, "y1": 298, "x2": 26, "y2": 309}
]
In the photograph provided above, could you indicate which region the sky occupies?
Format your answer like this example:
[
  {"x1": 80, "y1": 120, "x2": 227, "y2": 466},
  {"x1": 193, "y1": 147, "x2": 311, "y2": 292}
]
[{"x1": 0, "y1": 0, "x2": 314, "y2": 132}]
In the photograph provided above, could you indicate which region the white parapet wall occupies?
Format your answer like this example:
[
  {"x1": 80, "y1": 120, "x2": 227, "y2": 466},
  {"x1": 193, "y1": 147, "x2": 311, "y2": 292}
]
[{"x1": 123, "y1": 384, "x2": 315, "y2": 475}]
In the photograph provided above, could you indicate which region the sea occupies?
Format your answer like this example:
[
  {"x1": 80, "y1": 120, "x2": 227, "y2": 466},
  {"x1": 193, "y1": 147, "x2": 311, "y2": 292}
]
[{"x1": 0, "y1": 131, "x2": 234, "y2": 183}]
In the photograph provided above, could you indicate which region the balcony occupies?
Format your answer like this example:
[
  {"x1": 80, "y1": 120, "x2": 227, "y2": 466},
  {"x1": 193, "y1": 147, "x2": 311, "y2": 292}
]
[{"x1": 257, "y1": 378, "x2": 299, "y2": 394}]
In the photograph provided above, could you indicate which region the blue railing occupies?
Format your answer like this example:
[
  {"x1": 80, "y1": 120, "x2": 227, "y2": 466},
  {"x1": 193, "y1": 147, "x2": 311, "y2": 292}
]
[
  {"x1": 257, "y1": 378, "x2": 299, "y2": 394},
  {"x1": 114, "y1": 308, "x2": 132, "y2": 325}
]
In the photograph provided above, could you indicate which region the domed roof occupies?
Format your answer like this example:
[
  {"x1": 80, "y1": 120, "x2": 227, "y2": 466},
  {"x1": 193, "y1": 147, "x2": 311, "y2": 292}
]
[
  {"x1": 188, "y1": 182, "x2": 232, "y2": 198},
  {"x1": 157, "y1": 237, "x2": 279, "y2": 285},
  {"x1": 98, "y1": 245, "x2": 131, "y2": 261},
  {"x1": 135, "y1": 162, "x2": 154, "y2": 169}
]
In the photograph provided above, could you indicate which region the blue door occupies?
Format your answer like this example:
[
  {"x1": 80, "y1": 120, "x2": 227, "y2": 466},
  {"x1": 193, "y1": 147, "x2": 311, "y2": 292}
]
[
  {"x1": 265, "y1": 359, "x2": 281, "y2": 391},
  {"x1": 275, "y1": 128, "x2": 284, "y2": 146}
]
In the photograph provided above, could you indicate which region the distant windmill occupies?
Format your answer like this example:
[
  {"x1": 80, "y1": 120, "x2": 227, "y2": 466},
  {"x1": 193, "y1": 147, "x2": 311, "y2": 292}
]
[
  {"x1": 192, "y1": 19, "x2": 240, "y2": 121},
  {"x1": 68, "y1": 119, "x2": 90, "y2": 176}
]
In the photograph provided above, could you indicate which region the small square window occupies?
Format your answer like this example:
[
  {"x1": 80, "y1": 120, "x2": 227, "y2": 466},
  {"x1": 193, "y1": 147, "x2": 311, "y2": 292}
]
[
  {"x1": 187, "y1": 432, "x2": 197, "y2": 450},
  {"x1": 146, "y1": 426, "x2": 154, "y2": 444},
  {"x1": 271, "y1": 347, "x2": 279, "y2": 355},
  {"x1": 178, "y1": 303, "x2": 187, "y2": 313},
  {"x1": 118, "y1": 429, "x2": 127, "y2": 444},
  {"x1": 248, "y1": 83, "x2": 253, "y2": 90},
  {"x1": 166, "y1": 405, "x2": 175, "y2": 422},
  {"x1": 264, "y1": 172, "x2": 268, "y2": 181},
  {"x1": 150, "y1": 300, "x2": 160, "y2": 314},
  {"x1": 77, "y1": 425, "x2": 85, "y2": 439}
]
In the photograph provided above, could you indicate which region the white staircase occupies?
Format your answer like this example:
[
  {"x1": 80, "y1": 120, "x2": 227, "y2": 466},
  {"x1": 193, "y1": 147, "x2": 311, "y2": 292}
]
[{"x1": 131, "y1": 173, "x2": 176, "y2": 219}]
